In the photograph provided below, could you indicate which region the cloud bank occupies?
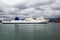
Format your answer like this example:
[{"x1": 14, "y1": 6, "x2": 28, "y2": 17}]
[{"x1": 0, "y1": 0, "x2": 60, "y2": 18}]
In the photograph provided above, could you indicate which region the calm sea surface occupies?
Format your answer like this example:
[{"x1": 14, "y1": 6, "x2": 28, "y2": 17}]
[{"x1": 0, "y1": 23, "x2": 60, "y2": 40}]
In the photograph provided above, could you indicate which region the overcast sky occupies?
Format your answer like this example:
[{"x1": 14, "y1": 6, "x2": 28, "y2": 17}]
[{"x1": 0, "y1": 0, "x2": 60, "y2": 18}]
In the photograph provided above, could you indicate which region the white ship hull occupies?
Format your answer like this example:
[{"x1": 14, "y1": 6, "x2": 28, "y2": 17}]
[{"x1": 2, "y1": 20, "x2": 49, "y2": 24}]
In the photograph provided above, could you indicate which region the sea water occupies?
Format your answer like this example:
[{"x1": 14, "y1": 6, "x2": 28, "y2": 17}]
[{"x1": 0, "y1": 23, "x2": 60, "y2": 40}]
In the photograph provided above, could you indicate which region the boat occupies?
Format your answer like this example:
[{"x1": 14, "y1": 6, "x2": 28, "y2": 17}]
[
  {"x1": 2, "y1": 17, "x2": 49, "y2": 24},
  {"x1": 54, "y1": 20, "x2": 60, "y2": 23}
]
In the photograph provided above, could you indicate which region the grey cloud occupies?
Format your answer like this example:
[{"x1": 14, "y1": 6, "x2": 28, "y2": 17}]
[
  {"x1": 17, "y1": 7, "x2": 45, "y2": 17},
  {"x1": 51, "y1": 7, "x2": 60, "y2": 10},
  {"x1": 15, "y1": 4, "x2": 28, "y2": 10},
  {"x1": 35, "y1": 7, "x2": 45, "y2": 11},
  {"x1": 34, "y1": 1, "x2": 55, "y2": 6},
  {"x1": 25, "y1": 0, "x2": 56, "y2": 7},
  {"x1": 0, "y1": 9, "x2": 3, "y2": 12},
  {"x1": 0, "y1": 0, "x2": 60, "y2": 18},
  {"x1": 50, "y1": 0, "x2": 60, "y2": 10}
]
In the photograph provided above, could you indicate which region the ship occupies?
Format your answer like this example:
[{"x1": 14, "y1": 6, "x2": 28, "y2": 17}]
[
  {"x1": 2, "y1": 17, "x2": 49, "y2": 24},
  {"x1": 49, "y1": 17, "x2": 60, "y2": 23},
  {"x1": 54, "y1": 20, "x2": 60, "y2": 23}
]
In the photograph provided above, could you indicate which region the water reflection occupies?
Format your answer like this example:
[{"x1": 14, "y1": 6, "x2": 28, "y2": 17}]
[
  {"x1": 0, "y1": 23, "x2": 60, "y2": 40},
  {"x1": 0, "y1": 23, "x2": 2, "y2": 32},
  {"x1": 14, "y1": 24, "x2": 50, "y2": 40},
  {"x1": 14, "y1": 24, "x2": 34, "y2": 40},
  {"x1": 14, "y1": 24, "x2": 19, "y2": 40}
]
